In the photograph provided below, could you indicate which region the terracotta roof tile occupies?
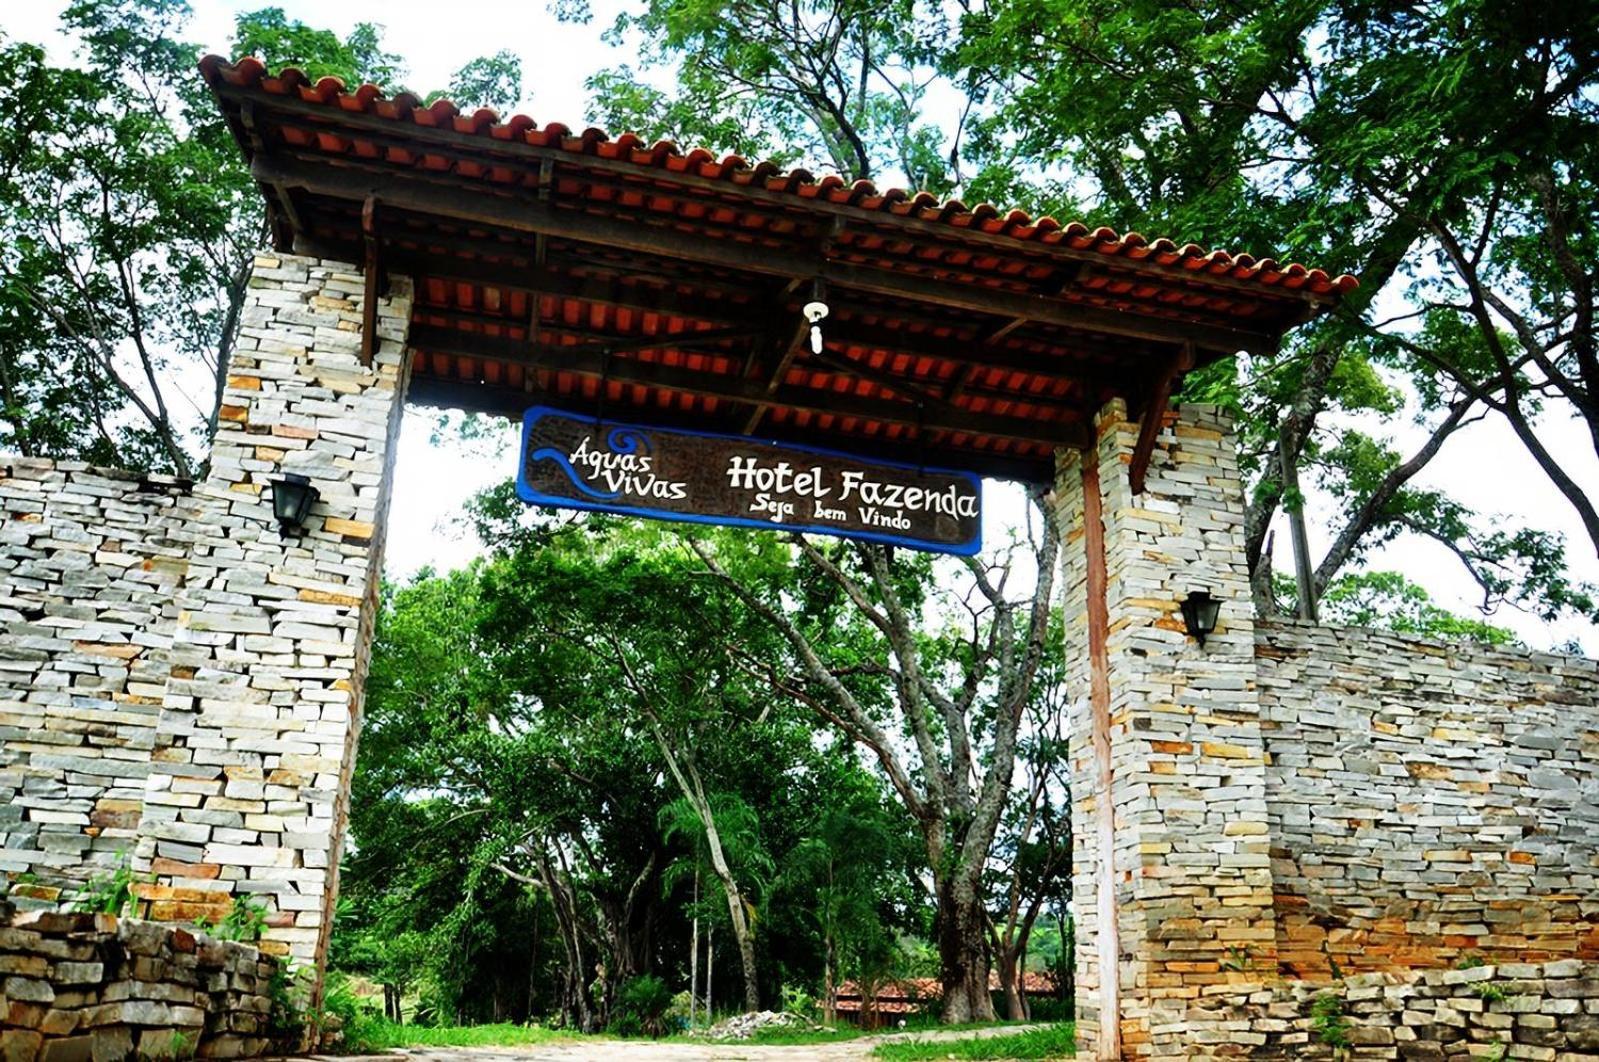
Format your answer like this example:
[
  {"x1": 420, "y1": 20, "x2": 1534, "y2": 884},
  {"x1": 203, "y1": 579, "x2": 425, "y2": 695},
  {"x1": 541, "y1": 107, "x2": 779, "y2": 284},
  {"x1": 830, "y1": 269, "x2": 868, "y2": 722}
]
[{"x1": 200, "y1": 55, "x2": 1358, "y2": 298}]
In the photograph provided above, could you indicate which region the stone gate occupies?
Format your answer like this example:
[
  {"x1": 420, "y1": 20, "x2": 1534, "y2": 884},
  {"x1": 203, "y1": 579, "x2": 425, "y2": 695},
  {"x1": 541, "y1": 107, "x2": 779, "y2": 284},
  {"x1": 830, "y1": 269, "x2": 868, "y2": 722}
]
[{"x1": 3, "y1": 55, "x2": 1597, "y2": 1059}]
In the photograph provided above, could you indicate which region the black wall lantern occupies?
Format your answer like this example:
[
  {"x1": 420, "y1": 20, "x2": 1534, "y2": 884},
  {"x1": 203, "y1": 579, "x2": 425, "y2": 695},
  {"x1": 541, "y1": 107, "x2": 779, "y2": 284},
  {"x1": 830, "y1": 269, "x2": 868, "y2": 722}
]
[
  {"x1": 1180, "y1": 589, "x2": 1222, "y2": 646},
  {"x1": 270, "y1": 473, "x2": 319, "y2": 536}
]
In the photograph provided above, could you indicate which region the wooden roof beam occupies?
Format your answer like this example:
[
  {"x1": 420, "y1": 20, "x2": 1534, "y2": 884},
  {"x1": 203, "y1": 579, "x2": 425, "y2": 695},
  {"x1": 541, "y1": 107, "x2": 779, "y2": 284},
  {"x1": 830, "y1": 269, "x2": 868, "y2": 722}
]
[
  {"x1": 412, "y1": 301, "x2": 1148, "y2": 410},
  {"x1": 743, "y1": 278, "x2": 822, "y2": 434},
  {"x1": 294, "y1": 201, "x2": 1189, "y2": 377},
  {"x1": 360, "y1": 197, "x2": 383, "y2": 366}
]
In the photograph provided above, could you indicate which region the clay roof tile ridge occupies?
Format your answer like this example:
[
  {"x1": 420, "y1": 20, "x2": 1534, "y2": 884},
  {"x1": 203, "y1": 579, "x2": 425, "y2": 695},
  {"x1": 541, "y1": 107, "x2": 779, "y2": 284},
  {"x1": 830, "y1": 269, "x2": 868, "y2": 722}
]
[{"x1": 195, "y1": 54, "x2": 1361, "y2": 297}]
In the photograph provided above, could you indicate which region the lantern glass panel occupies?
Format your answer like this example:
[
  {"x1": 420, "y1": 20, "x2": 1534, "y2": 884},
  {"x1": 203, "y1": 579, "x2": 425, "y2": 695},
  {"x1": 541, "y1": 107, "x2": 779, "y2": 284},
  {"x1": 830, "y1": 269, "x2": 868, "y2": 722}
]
[
  {"x1": 1180, "y1": 590, "x2": 1220, "y2": 643},
  {"x1": 272, "y1": 474, "x2": 317, "y2": 531}
]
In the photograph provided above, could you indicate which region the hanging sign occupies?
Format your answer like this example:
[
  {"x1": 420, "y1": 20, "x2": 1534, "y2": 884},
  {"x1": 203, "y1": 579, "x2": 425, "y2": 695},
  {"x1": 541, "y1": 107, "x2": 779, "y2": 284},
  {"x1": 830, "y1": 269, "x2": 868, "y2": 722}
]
[{"x1": 516, "y1": 406, "x2": 982, "y2": 555}]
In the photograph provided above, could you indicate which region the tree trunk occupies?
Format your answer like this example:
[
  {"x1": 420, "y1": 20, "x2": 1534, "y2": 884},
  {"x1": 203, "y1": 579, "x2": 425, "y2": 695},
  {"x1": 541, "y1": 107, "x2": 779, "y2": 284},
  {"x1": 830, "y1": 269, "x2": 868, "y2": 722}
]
[
  {"x1": 723, "y1": 886, "x2": 761, "y2": 1013},
  {"x1": 527, "y1": 897, "x2": 540, "y2": 1022},
  {"x1": 996, "y1": 947, "x2": 1025, "y2": 1020},
  {"x1": 539, "y1": 855, "x2": 598, "y2": 1032},
  {"x1": 936, "y1": 874, "x2": 996, "y2": 1023},
  {"x1": 689, "y1": 870, "x2": 699, "y2": 1028},
  {"x1": 822, "y1": 931, "x2": 837, "y2": 1025}
]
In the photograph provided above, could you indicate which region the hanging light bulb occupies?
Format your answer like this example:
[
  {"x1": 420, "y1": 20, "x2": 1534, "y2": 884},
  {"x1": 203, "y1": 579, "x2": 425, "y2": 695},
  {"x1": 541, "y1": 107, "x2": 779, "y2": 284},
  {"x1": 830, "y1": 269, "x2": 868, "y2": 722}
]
[{"x1": 803, "y1": 300, "x2": 829, "y2": 354}]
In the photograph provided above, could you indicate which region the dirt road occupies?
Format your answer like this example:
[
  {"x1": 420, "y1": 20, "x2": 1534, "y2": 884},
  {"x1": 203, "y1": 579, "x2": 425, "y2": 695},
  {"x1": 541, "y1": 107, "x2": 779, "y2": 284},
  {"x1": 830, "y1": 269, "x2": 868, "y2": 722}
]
[{"x1": 323, "y1": 1023, "x2": 1060, "y2": 1062}]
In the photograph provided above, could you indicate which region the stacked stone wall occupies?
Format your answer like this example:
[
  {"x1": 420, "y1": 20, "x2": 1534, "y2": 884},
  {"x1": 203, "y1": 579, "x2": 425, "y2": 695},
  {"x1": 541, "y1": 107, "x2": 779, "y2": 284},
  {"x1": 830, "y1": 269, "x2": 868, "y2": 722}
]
[
  {"x1": 1057, "y1": 402, "x2": 1279, "y2": 1059},
  {"x1": 0, "y1": 463, "x2": 193, "y2": 897},
  {"x1": 130, "y1": 253, "x2": 413, "y2": 968},
  {"x1": 0, "y1": 904, "x2": 279, "y2": 1059},
  {"x1": 1169, "y1": 959, "x2": 1599, "y2": 1059},
  {"x1": 1256, "y1": 620, "x2": 1599, "y2": 979}
]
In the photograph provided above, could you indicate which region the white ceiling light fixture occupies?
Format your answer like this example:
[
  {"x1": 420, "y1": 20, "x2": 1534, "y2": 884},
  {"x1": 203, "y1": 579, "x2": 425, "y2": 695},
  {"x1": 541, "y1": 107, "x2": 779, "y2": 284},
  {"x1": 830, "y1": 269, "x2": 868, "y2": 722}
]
[{"x1": 803, "y1": 300, "x2": 829, "y2": 354}]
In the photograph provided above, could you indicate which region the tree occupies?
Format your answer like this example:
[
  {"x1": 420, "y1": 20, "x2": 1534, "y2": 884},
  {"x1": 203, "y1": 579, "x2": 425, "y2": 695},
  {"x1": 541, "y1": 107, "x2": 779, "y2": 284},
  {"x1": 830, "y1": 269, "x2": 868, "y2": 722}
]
[
  {"x1": 439, "y1": 51, "x2": 524, "y2": 112},
  {"x1": 768, "y1": 753, "x2": 919, "y2": 1024},
  {"x1": 230, "y1": 7, "x2": 404, "y2": 87},
  {"x1": 0, "y1": 4, "x2": 522, "y2": 476},
  {"x1": 473, "y1": 514, "x2": 807, "y2": 1014},
  {"x1": 1309, "y1": 571, "x2": 1519, "y2": 647},
  {"x1": 578, "y1": 0, "x2": 955, "y2": 187},
  {"x1": 692, "y1": 500, "x2": 1058, "y2": 1023},
  {"x1": 0, "y1": 1, "x2": 261, "y2": 474},
  {"x1": 352, "y1": 560, "x2": 674, "y2": 1030},
  {"x1": 590, "y1": 0, "x2": 1597, "y2": 640},
  {"x1": 985, "y1": 612, "x2": 1070, "y2": 1020},
  {"x1": 951, "y1": 0, "x2": 1598, "y2": 628}
]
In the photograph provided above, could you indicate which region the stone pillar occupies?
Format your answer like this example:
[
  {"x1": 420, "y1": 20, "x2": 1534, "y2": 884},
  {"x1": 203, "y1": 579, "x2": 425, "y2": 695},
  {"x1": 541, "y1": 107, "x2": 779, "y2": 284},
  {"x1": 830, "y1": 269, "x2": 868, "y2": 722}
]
[
  {"x1": 131, "y1": 253, "x2": 412, "y2": 975},
  {"x1": 1055, "y1": 400, "x2": 1277, "y2": 1059}
]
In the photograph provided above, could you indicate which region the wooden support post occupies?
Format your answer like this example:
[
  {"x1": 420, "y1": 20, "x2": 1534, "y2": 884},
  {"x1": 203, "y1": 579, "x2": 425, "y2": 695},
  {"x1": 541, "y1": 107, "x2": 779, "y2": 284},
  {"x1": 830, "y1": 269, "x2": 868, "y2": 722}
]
[
  {"x1": 1079, "y1": 452, "x2": 1122, "y2": 1061},
  {"x1": 360, "y1": 196, "x2": 382, "y2": 367},
  {"x1": 1128, "y1": 341, "x2": 1195, "y2": 495}
]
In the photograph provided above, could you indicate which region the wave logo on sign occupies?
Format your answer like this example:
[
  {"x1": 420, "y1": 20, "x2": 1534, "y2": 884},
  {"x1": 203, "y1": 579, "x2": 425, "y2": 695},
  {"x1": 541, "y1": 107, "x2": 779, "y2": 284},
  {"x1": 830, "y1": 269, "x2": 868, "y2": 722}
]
[{"x1": 529, "y1": 426, "x2": 688, "y2": 501}]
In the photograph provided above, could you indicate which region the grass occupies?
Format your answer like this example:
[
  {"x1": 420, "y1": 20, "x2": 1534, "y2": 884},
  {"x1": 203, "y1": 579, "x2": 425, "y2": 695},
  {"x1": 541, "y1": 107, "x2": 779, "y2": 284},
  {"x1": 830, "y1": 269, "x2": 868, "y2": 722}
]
[
  {"x1": 872, "y1": 1023, "x2": 1076, "y2": 1060},
  {"x1": 346, "y1": 1018, "x2": 573, "y2": 1050},
  {"x1": 341, "y1": 1013, "x2": 1072, "y2": 1056}
]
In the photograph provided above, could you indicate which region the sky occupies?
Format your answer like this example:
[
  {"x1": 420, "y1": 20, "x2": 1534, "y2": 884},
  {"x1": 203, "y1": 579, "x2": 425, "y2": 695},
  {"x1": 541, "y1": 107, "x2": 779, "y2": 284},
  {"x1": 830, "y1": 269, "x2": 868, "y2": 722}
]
[{"x1": 3, "y1": 0, "x2": 1595, "y2": 653}]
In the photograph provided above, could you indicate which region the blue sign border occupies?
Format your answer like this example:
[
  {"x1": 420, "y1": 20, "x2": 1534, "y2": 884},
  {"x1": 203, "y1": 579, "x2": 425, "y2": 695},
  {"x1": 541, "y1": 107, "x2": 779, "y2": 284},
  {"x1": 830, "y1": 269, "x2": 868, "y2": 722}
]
[{"x1": 515, "y1": 405, "x2": 983, "y2": 556}]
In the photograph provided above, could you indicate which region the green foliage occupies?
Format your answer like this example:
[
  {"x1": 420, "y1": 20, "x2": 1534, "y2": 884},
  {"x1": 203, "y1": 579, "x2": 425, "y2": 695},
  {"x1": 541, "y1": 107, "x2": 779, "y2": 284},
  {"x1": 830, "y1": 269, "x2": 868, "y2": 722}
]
[
  {"x1": 0, "y1": 5, "x2": 524, "y2": 477},
  {"x1": 230, "y1": 8, "x2": 404, "y2": 86},
  {"x1": 0, "y1": 0, "x2": 259, "y2": 474},
  {"x1": 267, "y1": 964, "x2": 314, "y2": 1043},
  {"x1": 68, "y1": 857, "x2": 147, "y2": 917},
  {"x1": 318, "y1": 971, "x2": 386, "y2": 1052},
  {"x1": 1311, "y1": 572, "x2": 1520, "y2": 646},
  {"x1": 198, "y1": 895, "x2": 269, "y2": 942},
  {"x1": 345, "y1": 1020, "x2": 570, "y2": 1050},
  {"x1": 1309, "y1": 992, "x2": 1351, "y2": 1051},
  {"x1": 872, "y1": 1023, "x2": 1077, "y2": 1060},
  {"x1": 612, "y1": 974, "x2": 675, "y2": 1038},
  {"x1": 135, "y1": 1029, "x2": 195, "y2": 1061},
  {"x1": 1472, "y1": 981, "x2": 1507, "y2": 1004},
  {"x1": 581, "y1": 0, "x2": 955, "y2": 184},
  {"x1": 955, "y1": 0, "x2": 1599, "y2": 632},
  {"x1": 438, "y1": 51, "x2": 523, "y2": 112}
]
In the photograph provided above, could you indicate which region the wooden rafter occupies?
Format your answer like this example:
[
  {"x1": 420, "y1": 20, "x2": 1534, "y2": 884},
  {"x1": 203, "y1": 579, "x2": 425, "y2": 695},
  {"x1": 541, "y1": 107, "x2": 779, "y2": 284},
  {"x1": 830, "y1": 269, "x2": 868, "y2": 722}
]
[
  {"x1": 405, "y1": 376, "x2": 1057, "y2": 483},
  {"x1": 407, "y1": 324, "x2": 1089, "y2": 448},
  {"x1": 415, "y1": 303, "x2": 1113, "y2": 414},
  {"x1": 290, "y1": 202, "x2": 1177, "y2": 383},
  {"x1": 743, "y1": 279, "x2": 823, "y2": 434}
]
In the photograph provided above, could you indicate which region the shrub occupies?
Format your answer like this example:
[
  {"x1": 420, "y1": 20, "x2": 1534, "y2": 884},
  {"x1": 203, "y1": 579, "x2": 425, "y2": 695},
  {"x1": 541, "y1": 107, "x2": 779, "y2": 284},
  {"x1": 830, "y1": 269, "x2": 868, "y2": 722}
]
[
  {"x1": 201, "y1": 895, "x2": 269, "y2": 943},
  {"x1": 613, "y1": 974, "x2": 674, "y2": 1038},
  {"x1": 321, "y1": 971, "x2": 385, "y2": 1052},
  {"x1": 1309, "y1": 992, "x2": 1351, "y2": 1052},
  {"x1": 781, "y1": 984, "x2": 817, "y2": 1018},
  {"x1": 68, "y1": 857, "x2": 147, "y2": 917}
]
